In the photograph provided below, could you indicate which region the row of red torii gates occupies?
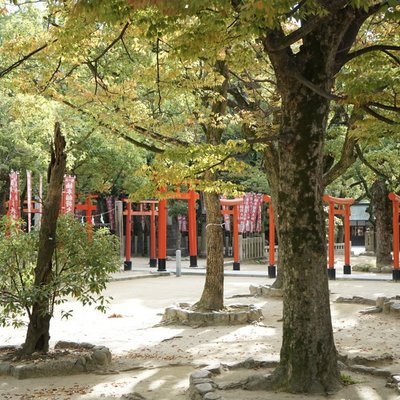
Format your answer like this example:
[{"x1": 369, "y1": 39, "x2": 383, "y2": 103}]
[
  {"x1": 120, "y1": 191, "x2": 400, "y2": 281},
  {"x1": 6, "y1": 177, "x2": 400, "y2": 281},
  {"x1": 121, "y1": 190, "x2": 278, "y2": 274}
]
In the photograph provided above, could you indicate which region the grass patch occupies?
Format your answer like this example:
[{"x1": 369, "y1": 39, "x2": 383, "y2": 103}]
[{"x1": 340, "y1": 373, "x2": 357, "y2": 386}]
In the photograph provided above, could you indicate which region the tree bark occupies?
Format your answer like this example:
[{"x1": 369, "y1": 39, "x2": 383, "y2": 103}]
[
  {"x1": 259, "y1": 6, "x2": 364, "y2": 391},
  {"x1": 194, "y1": 189, "x2": 224, "y2": 310},
  {"x1": 21, "y1": 123, "x2": 66, "y2": 356},
  {"x1": 262, "y1": 145, "x2": 282, "y2": 288},
  {"x1": 269, "y1": 87, "x2": 340, "y2": 392},
  {"x1": 371, "y1": 179, "x2": 392, "y2": 268},
  {"x1": 194, "y1": 59, "x2": 228, "y2": 311}
]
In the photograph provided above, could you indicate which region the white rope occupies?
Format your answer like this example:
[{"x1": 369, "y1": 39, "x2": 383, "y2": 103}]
[{"x1": 206, "y1": 223, "x2": 225, "y2": 229}]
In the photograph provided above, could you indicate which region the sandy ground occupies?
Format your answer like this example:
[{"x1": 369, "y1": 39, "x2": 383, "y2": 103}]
[{"x1": 1, "y1": 272, "x2": 400, "y2": 400}]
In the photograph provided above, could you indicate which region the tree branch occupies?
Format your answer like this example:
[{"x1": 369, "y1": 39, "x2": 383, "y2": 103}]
[
  {"x1": 344, "y1": 45, "x2": 400, "y2": 64},
  {"x1": 0, "y1": 42, "x2": 51, "y2": 79},
  {"x1": 362, "y1": 105, "x2": 398, "y2": 125},
  {"x1": 323, "y1": 133, "x2": 358, "y2": 187},
  {"x1": 265, "y1": 0, "x2": 350, "y2": 52},
  {"x1": 155, "y1": 37, "x2": 162, "y2": 114},
  {"x1": 61, "y1": 99, "x2": 165, "y2": 153},
  {"x1": 40, "y1": 57, "x2": 62, "y2": 93},
  {"x1": 355, "y1": 144, "x2": 391, "y2": 180},
  {"x1": 91, "y1": 22, "x2": 130, "y2": 63},
  {"x1": 367, "y1": 102, "x2": 400, "y2": 113},
  {"x1": 289, "y1": 67, "x2": 345, "y2": 101}
]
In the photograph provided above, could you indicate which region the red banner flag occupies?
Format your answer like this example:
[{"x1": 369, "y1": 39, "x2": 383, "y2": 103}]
[
  {"x1": 7, "y1": 171, "x2": 20, "y2": 221},
  {"x1": 26, "y1": 170, "x2": 32, "y2": 231},
  {"x1": 63, "y1": 175, "x2": 76, "y2": 214},
  {"x1": 106, "y1": 196, "x2": 115, "y2": 231}
]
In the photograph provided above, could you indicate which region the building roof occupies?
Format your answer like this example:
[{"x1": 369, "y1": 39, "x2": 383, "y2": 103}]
[{"x1": 350, "y1": 203, "x2": 370, "y2": 221}]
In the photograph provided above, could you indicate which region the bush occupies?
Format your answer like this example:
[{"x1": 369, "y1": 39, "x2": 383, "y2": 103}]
[{"x1": 0, "y1": 215, "x2": 120, "y2": 328}]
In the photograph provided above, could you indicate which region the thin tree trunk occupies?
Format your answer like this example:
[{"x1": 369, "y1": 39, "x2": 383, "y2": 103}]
[
  {"x1": 262, "y1": 146, "x2": 282, "y2": 288},
  {"x1": 193, "y1": 190, "x2": 224, "y2": 310},
  {"x1": 194, "y1": 59, "x2": 229, "y2": 311},
  {"x1": 371, "y1": 179, "x2": 392, "y2": 268},
  {"x1": 21, "y1": 123, "x2": 66, "y2": 356}
]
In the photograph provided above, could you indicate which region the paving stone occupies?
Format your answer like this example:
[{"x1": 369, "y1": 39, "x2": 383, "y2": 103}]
[
  {"x1": 249, "y1": 284, "x2": 261, "y2": 296},
  {"x1": 195, "y1": 382, "x2": 214, "y2": 395},
  {"x1": 376, "y1": 297, "x2": 387, "y2": 308},
  {"x1": 390, "y1": 303, "x2": 400, "y2": 315},
  {"x1": 372, "y1": 368, "x2": 391, "y2": 377},
  {"x1": 203, "y1": 392, "x2": 222, "y2": 400},
  {"x1": 0, "y1": 363, "x2": 12, "y2": 375},
  {"x1": 392, "y1": 375, "x2": 400, "y2": 384},
  {"x1": 190, "y1": 369, "x2": 212, "y2": 383},
  {"x1": 349, "y1": 365, "x2": 376, "y2": 374},
  {"x1": 204, "y1": 363, "x2": 222, "y2": 374},
  {"x1": 383, "y1": 301, "x2": 394, "y2": 313},
  {"x1": 360, "y1": 306, "x2": 382, "y2": 314}
]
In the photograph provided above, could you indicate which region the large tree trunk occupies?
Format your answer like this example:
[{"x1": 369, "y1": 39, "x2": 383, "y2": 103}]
[
  {"x1": 270, "y1": 88, "x2": 340, "y2": 392},
  {"x1": 371, "y1": 179, "x2": 392, "y2": 268},
  {"x1": 21, "y1": 123, "x2": 66, "y2": 356},
  {"x1": 259, "y1": 7, "x2": 363, "y2": 391}
]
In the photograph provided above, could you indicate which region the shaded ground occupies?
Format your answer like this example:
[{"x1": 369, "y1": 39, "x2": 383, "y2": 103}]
[{"x1": 1, "y1": 267, "x2": 400, "y2": 399}]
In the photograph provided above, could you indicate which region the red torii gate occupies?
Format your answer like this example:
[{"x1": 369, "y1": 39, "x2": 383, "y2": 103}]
[
  {"x1": 172, "y1": 189, "x2": 199, "y2": 269},
  {"x1": 123, "y1": 189, "x2": 199, "y2": 272},
  {"x1": 75, "y1": 194, "x2": 98, "y2": 240},
  {"x1": 388, "y1": 192, "x2": 400, "y2": 281},
  {"x1": 220, "y1": 197, "x2": 243, "y2": 270},
  {"x1": 123, "y1": 199, "x2": 158, "y2": 270},
  {"x1": 263, "y1": 195, "x2": 276, "y2": 278},
  {"x1": 323, "y1": 195, "x2": 354, "y2": 280},
  {"x1": 157, "y1": 188, "x2": 199, "y2": 271}
]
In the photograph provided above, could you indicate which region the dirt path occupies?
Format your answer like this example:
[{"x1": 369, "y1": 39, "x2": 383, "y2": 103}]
[{"x1": 1, "y1": 275, "x2": 400, "y2": 399}]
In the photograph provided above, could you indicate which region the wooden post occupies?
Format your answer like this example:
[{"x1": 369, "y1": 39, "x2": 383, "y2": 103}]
[
  {"x1": 344, "y1": 203, "x2": 351, "y2": 268},
  {"x1": 328, "y1": 202, "x2": 335, "y2": 271},
  {"x1": 149, "y1": 202, "x2": 157, "y2": 268},
  {"x1": 232, "y1": 202, "x2": 240, "y2": 270},
  {"x1": 388, "y1": 192, "x2": 400, "y2": 281},
  {"x1": 157, "y1": 188, "x2": 167, "y2": 271},
  {"x1": 115, "y1": 200, "x2": 124, "y2": 263},
  {"x1": 123, "y1": 199, "x2": 132, "y2": 270},
  {"x1": 188, "y1": 190, "x2": 198, "y2": 267},
  {"x1": 263, "y1": 195, "x2": 276, "y2": 278}
]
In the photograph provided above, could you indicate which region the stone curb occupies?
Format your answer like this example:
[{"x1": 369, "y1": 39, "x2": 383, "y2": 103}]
[
  {"x1": 189, "y1": 356, "x2": 400, "y2": 398},
  {"x1": 188, "y1": 357, "x2": 279, "y2": 400},
  {"x1": 335, "y1": 296, "x2": 400, "y2": 316},
  {"x1": 162, "y1": 303, "x2": 263, "y2": 327},
  {"x1": 0, "y1": 342, "x2": 112, "y2": 380}
]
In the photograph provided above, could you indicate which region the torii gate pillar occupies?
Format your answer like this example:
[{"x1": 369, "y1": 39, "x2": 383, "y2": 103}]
[
  {"x1": 323, "y1": 195, "x2": 354, "y2": 280},
  {"x1": 389, "y1": 192, "x2": 400, "y2": 281},
  {"x1": 220, "y1": 198, "x2": 243, "y2": 271},
  {"x1": 263, "y1": 195, "x2": 276, "y2": 278}
]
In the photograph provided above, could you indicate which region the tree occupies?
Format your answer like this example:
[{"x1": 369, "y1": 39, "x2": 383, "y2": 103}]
[
  {"x1": 3, "y1": 0, "x2": 400, "y2": 392},
  {"x1": 21, "y1": 122, "x2": 66, "y2": 354}
]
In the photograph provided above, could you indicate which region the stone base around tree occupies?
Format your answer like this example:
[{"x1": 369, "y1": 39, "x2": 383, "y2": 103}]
[
  {"x1": 249, "y1": 284, "x2": 283, "y2": 298},
  {"x1": 188, "y1": 355, "x2": 400, "y2": 399},
  {"x1": 335, "y1": 295, "x2": 400, "y2": 316},
  {"x1": 188, "y1": 357, "x2": 279, "y2": 400},
  {"x1": 0, "y1": 341, "x2": 112, "y2": 379},
  {"x1": 162, "y1": 303, "x2": 263, "y2": 327}
]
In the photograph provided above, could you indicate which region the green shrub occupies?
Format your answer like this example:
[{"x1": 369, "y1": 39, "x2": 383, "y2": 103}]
[{"x1": 0, "y1": 215, "x2": 120, "y2": 327}]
